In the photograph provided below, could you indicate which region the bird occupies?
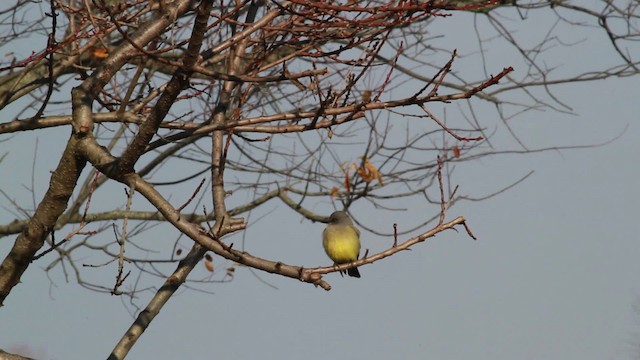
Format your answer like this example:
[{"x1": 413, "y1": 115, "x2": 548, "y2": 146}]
[{"x1": 322, "y1": 210, "x2": 361, "y2": 278}]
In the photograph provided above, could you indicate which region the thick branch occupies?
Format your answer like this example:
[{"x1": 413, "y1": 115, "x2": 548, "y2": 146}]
[
  {"x1": 108, "y1": 243, "x2": 207, "y2": 360},
  {"x1": 0, "y1": 135, "x2": 86, "y2": 305},
  {"x1": 118, "y1": 0, "x2": 211, "y2": 173}
]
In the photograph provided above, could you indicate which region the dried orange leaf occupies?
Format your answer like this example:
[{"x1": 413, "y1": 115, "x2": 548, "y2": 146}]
[
  {"x1": 204, "y1": 259, "x2": 214, "y2": 272},
  {"x1": 452, "y1": 145, "x2": 461, "y2": 158},
  {"x1": 93, "y1": 48, "x2": 109, "y2": 58},
  {"x1": 356, "y1": 160, "x2": 383, "y2": 184},
  {"x1": 357, "y1": 168, "x2": 372, "y2": 182}
]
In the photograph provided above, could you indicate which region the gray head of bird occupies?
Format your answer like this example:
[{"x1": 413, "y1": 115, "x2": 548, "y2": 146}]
[{"x1": 328, "y1": 211, "x2": 353, "y2": 224}]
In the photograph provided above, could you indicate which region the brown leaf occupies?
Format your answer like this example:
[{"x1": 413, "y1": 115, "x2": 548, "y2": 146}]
[
  {"x1": 93, "y1": 48, "x2": 109, "y2": 58},
  {"x1": 357, "y1": 160, "x2": 383, "y2": 185},
  {"x1": 452, "y1": 145, "x2": 461, "y2": 158},
  {"x1": 344, "y1": 166, "x2": 351, "y2": 194},
  {"x1": 204, "y1": 258, "x2": 214, "y2": 272}
]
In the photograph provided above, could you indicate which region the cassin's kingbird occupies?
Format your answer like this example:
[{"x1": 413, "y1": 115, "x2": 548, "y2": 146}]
[{"x1": 323, "y1": 211, "x2": 361, "y2": 278}]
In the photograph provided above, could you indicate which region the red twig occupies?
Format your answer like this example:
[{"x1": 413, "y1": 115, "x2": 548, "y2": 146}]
[
  {"x1": 177, "y1": 178, "x2": 207, "y2": 212},
  {"x1": 421, "y1": 104, "x2": 484, "y2": 142},
  {"x1": 374, "y1": 37, "x2": 402, "y2": 102},
  {"x1": 464, "y1": 67, "x2": 514, "y2": 98}
]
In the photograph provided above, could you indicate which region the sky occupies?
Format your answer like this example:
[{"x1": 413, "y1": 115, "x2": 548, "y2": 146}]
[{"x1": 1, "y1": 2, "x2": 640, "y2": 360}]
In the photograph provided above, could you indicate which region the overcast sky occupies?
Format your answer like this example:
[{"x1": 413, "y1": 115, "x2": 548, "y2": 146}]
[{"x1": 1, "y1": 3, "x2": 639, "y2": 360}]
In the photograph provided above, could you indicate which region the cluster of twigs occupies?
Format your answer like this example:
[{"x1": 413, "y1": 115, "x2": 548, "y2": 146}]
[{"x1": 0, "y1": 0, "x2": 638, "y2": 358}]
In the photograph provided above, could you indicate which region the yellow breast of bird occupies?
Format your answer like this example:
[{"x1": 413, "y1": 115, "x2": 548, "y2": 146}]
[{"x1": 322, "y1": 225, "x2": 361, "y2": 264}]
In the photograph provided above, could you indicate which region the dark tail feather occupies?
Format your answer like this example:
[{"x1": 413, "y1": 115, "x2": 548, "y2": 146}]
[{"x1": 347, "y1": 267, "x2": 361, "y2": 278}]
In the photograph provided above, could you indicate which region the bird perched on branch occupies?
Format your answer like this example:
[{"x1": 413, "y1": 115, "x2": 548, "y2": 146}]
[{"x1": 323, "y1": 211, "x2": 361, "y2": 278}]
